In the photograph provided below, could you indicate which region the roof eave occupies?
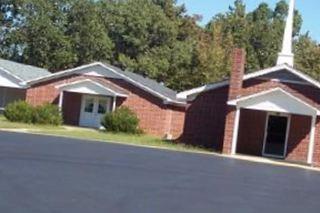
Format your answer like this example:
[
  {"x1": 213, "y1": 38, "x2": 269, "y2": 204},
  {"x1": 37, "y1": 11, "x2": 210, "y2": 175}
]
[
  {"x1": 178, "y1": 64, "x2": 320, "y2": 99},
  {"x1": 24, "y1": 62, "x2": 180, "y2": 103}
]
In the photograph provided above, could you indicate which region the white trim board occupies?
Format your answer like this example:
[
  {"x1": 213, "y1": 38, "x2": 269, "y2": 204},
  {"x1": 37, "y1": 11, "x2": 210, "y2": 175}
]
[
  {"x1": 228, "y1": 88, "x2": 320, "y2": 116},
  {"x1": 25, "y1": 62, "x2": 185, "y2": 106},
  {"x1": 177, "y1": 64, "x2": 320, "y2": 99},
  {"x1": 0, "y1": 68, "x2": 25, "y2": 88},
  {"x1": 56, "y1": 79, "x2": 128, "y2": 97},
  {"x1": 262, "y1": 112, "x2": 291, "y2": 159},
  {"x1": 0, "y1": 66, "x2": 25, "y2": 82}
]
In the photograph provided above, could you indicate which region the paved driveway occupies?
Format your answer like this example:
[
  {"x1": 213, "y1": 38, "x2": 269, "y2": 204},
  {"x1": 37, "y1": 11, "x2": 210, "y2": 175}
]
[{"x1": 0, "y1": 131, "x2": 320, "y2": 213}]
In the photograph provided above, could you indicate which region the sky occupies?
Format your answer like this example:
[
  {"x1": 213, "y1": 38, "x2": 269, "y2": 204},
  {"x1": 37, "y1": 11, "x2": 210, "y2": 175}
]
[{"x1": 176, "y1": 0, "x2": 320, "y2": 41}]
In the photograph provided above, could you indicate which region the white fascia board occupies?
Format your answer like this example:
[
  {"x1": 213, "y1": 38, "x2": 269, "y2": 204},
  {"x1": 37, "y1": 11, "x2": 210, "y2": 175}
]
[
  {"x1": 242, "y1": 64, "x2": 288, "y2": 80},
  {"x1": 98, "y1": 63, "x2": 186, "y2": 105},
  {"x1": 0, "y1": 66, "x2": 25, "y2": 82},
  {"x1": 228, "y1": 87, "x2": 320, "y2": 116},
  {"x1": 177, "y1": 64, "x2": 320, "y2": 99},
  {"x1": 25, "y1": 62, "x2": 102, "y2": 85},
  {"x1": 56, "y1": 79, "x2": 128, "y2": 98},
  {"x1": 0, "y1": 68, "x2": 25, "y2": 88},
  {"x1": 26, "y1": 62, "x2": 184, "y2": 105},
  {"x1": 284, "y1": 65, "x2": 320, "y2": 88},
  {"x1": 177, "y1": 80, "x2": 229, "y2": 99},
  {"x1": 163, "y1": 100, "x2": 187, "y2": 107}
]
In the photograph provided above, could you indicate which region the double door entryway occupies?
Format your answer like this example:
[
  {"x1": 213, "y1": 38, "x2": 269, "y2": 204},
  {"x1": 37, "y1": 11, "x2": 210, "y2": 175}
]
[
  {"x1": 262, "y1": 113, "x2": 291, "y2": 159},
  {"x1": 79, "y1": 95, "x2": 113, "y2": 128}
]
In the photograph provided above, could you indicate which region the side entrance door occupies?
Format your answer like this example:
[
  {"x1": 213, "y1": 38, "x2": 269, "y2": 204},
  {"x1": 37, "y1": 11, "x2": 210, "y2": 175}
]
[
  {"x1": 263, "y1": 114, "x2": 290, "y2": 158},
  {"x1": 79, "y1": 95, "x2": 111, "y2": 128}
]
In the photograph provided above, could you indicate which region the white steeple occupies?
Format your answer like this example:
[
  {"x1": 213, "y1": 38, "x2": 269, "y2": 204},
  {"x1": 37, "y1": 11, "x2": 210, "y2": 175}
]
[{"x1": 277, "y1": 0, "x2": 295, "y2": 67}]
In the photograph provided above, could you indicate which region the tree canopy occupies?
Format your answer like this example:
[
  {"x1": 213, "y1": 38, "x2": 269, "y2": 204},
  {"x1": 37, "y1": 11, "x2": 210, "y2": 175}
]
[{"x1": 0, "y1": 0, "x2": 319, "y2": 91}]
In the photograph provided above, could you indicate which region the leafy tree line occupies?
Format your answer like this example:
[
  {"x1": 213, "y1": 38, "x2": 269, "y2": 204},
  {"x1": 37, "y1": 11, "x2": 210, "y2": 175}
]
[{"x1": 0, "y1": 0, "x2": 319, "y2": 91}]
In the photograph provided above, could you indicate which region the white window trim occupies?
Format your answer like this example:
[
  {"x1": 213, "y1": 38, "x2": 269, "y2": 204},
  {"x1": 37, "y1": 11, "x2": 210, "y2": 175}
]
[{"x1": 262, "y1": 112, "x2": 291, "y2": 159}]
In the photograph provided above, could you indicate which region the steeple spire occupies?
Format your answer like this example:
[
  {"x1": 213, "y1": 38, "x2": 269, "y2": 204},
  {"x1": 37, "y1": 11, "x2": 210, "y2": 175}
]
[{"x1": 277, "y1": 0, "x2": 295, "y2": 67}]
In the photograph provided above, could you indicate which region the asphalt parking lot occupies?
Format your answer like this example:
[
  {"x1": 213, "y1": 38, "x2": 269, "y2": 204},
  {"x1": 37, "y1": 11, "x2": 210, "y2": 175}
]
[{"x1": 0, "y1": 131, "x2": 320, "y2": 213}]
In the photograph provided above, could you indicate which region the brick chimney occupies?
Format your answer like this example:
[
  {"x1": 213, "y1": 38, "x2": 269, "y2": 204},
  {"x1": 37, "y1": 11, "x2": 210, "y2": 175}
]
[{"x1": 228, "y1": 48, "x2": 246, "y2": 100}]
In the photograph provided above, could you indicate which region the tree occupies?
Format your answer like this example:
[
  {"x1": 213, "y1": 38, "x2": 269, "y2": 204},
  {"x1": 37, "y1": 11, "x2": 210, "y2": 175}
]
[
  {"x1": 5, "y1": 0, "x2": 75, "y2": 70},
  {"x1": 0, "y1": 0, "x2": 24, "y2": 59},
  {"x1": 0, "y1": 0, "x2": 318, "y2": 92},
  {"x1": 66, "y1": 0, "x2": 114, "y2": 66},
  {"x1": 101, "y1": 0, "x2": 178, "y2": 66},
  {"x1": 295, "y1": 34, "x2": 320, "y2": 81},
  {"x1": 99, "y1": 0, "x2": 201, "y2": 91},
  {"x1": 197, "y1": 22, "x2": 233, "y2": 84},
  {"x1": 207, "y1": 0, "x2": 302, "y2": 73}
]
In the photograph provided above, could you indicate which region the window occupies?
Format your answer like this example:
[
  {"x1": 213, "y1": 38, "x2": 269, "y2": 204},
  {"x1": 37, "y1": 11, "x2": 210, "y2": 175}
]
[
  {"x1": 84, "y1": 98, "x2": 94, "y2": 113},
  {"x1": 98, "y1": 99, "x2": 108, "y2": 114}
]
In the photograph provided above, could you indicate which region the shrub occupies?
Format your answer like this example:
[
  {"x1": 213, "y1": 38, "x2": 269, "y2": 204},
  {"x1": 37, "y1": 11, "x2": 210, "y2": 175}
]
[
  {"x1": 4, "y1": 101, "x2": 63, "y2": 126},
  {"x1": 4, "y1": 101, "x2": 34, "y2": 123},
  {"x1": 33, "y1": 104, "x2": 63, "y2": 125},
  {"x1": 101, "y1": 107, "x2": 141, "y2": 134}
]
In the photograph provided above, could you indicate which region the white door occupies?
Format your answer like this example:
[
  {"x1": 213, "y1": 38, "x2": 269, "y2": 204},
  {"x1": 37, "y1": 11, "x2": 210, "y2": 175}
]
[{"x1": 79, "y1": 95, "x2": 111, "y2": 128}]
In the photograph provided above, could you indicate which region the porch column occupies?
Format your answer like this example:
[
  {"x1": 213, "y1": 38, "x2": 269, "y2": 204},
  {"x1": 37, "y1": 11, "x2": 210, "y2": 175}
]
[
  {"x1": 231, "y1": 107, "x2": 241, "y2": 155},
  {"x1": 307, "y1": 114, "x2": 317, "y2": 164},
  {"x1": 58, "y1": 91, "x2": 64, "y2": 111},
  {"x1": 112, "y1": 96, "x2": 116, "y2": 112}
]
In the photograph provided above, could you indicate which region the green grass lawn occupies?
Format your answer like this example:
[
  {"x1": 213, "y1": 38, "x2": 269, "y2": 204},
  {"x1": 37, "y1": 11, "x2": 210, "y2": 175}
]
[{"x1": 0, "y1": 116, "x2": 210, "y2": 153}]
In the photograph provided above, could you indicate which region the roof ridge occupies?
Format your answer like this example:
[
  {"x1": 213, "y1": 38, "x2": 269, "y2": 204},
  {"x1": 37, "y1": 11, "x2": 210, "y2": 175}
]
[{"x1": 177, "y1": 64, "x2": 320, "y2": 99}]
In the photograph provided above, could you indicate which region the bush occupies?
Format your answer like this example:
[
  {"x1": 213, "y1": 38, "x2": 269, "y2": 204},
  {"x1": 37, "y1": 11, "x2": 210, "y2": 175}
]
[
  {"x1": 4, "y1": 101, "x2": 63, "y2": 126},
  {"x1": 101, "y1": 107, "x2": 141, "y2": 134},
  {"x1": 4, "y1": 101, "x2": 34, "y2": 123},
  {"x1": 33, "y1": 104, "x2": 63, "y2": 125}
]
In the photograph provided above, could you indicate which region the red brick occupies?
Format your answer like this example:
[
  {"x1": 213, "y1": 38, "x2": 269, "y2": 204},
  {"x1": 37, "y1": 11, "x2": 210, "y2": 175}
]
[{"x1": 26, "y1": 74, "x2": 186, "y2": 139}]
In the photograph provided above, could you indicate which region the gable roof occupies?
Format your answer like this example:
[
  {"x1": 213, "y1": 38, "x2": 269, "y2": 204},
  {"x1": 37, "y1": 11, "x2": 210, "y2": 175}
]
[
  {"x1": 56, "y1": 79, "x2": 129, "y2": 98},
  {"x1": 0, "y1": 59, "x2": 51, "y2": 82},
  {"x1": 26, "y1": 62, "x2": 185, "y2": 106},
  {"x1": 227, "y1": 87, "x2": 320, "y2": 116},
  {"x1": 177, "y1": 64, "x2": 320, "y2": 99},
  {"x1": 106, "y1": 64, "x2": 179, "y2": 102}
]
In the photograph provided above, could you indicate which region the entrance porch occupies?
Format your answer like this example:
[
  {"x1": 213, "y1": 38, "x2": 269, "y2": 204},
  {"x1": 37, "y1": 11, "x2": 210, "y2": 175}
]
[
  {"x1": 56, "y1": 79, "x2": 128, "y2": 128},
  {"x1": 226, "y1": 88, "x2": 320, "y2": 165}
]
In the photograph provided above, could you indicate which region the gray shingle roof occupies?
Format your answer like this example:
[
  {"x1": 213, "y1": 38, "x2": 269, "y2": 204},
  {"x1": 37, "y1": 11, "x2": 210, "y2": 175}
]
[
  {"x1": 0, "y1": 59, "x2": 51, "y2": 81},
  {"x1": 103, "y1": 63, "x2": 181, "y2": 102},
  {"x1": 260, "y1": 69, "x2": 309, "y2": 83},
  {"x1": 26, "y1": 62, "x2": 185, "y2": 104}
]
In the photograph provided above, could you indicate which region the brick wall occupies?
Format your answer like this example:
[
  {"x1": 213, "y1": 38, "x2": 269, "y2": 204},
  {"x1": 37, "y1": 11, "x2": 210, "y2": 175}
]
[
  {"x1": 26, "y1": 74, "x2": 186, "y2": 138},
  {"x1": 234, "y1": 110, "x2": 311, "y2": 163},
  {"x1": 312, "y1": 118, "x2": 320, "y2": 167},
  {"x1": 236, "y1": 109, "x2": 266, "y2": 156},
  {"x1": 185, "y1": 77, "x2": 320, "y2": 162},
  {"x1": 222, "y1": 107, "x2": 236, "y2": 154},
  {"x1": 286, "y1": 114, "x2": 311, "y2": 163},
  {"x1": 221, "y1": 49, "x2": 246, "y2": 154},
  {"x1": 182, "y1": 86, "x2": 229, "y2": 150},
  {"x1": 62, "y1": 92, "x2": 82, "y2": 126},
  {"x1": 242, "y1": 79, "x2": 320, "y2": 108},
  {"x1": 228, "y1": 49, "x2": 246, "y2": 100},
  {"x1": 109, "y1": 79, "x2": 186, "y2": 138},
  {"x1": 167, "y1": 105, "x2": 186, "y2": 139}
]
